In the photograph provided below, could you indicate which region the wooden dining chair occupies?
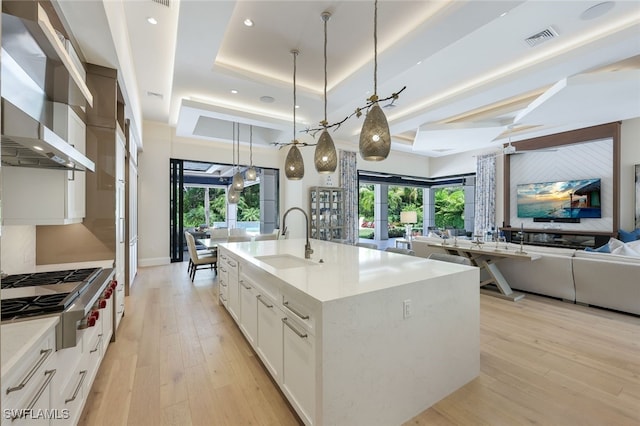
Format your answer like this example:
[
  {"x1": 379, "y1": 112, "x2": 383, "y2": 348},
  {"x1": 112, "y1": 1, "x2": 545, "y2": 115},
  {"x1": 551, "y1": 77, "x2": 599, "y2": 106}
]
[{"x1": 185, "y1": 232, "x2": 217, "y2": 281}]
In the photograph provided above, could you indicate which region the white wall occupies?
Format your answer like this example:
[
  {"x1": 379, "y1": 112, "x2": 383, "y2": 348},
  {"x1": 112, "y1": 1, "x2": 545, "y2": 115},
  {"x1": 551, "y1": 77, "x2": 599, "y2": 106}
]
[{"x1": 620, "y1": 118, "x2": 640, "y2": 230}]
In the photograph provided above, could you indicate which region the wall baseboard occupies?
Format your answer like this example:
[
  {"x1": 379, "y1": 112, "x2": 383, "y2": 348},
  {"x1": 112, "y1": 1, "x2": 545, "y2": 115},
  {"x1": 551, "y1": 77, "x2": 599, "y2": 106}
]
[{"x1": 139, "y1": 257, "x2": 172, "y2": 267}]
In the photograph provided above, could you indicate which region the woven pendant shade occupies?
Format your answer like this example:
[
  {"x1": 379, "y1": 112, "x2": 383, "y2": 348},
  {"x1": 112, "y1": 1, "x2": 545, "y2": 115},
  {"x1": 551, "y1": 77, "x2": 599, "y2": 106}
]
[
  {"x1": 359, "y1": 103, "x2": 390, "y2": 161},
  {"x1": 245, "y1": 166, "x2": 257, "y2": 181},
  {"x1": 285, "y1": 144, "x2": 304, "y2": 180},
  {"x1": 314, "y1": 129, "x2": 337, "y2": 173},
  {"x1": 232, "y1": 171, "x2": 244, "y2": 191},
  {"x1": 227, "y1": 188, "x2": 240, "y2": 204}
]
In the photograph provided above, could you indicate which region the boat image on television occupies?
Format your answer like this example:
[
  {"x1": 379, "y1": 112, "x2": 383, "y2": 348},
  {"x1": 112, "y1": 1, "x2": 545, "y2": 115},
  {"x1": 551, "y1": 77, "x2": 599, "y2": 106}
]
[{"x1": 517, "y1": 178, "x2": 602, "y2": 219}]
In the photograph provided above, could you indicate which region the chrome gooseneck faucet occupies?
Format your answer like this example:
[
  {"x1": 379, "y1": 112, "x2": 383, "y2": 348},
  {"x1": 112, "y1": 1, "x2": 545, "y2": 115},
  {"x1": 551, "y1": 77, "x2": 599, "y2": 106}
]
[{"x1": 282, "y1": 207, "x2": 313, "y2": 259}]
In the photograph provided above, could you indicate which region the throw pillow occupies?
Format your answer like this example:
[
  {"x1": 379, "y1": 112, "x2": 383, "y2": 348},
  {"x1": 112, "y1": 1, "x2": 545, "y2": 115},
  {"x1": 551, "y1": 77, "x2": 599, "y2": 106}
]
[
  {"x1": 618, "y1": 228, "x2": 640, "y2": 243},
  {"x1": 585, "y1": 244, "x2": 610, "y2": 253},
  {"x1": 611, "y1": 243, "x2": 640, "y2": 258}
]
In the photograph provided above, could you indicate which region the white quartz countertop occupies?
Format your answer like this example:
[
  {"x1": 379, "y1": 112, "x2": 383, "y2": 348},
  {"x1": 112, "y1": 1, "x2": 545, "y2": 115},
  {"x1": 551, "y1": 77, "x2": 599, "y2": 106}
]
[
  {"x1": 221, "y1": 239, "x2": 474, "y2": 302},
  {"x1": 1, "y1": 317, "x2": 59, "y2": 380}
]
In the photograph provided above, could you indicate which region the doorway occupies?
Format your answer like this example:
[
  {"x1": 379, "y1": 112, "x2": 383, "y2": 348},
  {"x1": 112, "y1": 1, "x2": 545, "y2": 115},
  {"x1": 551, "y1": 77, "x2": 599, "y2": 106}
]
[{"x1": 169, "y1": 159, "x2": 279, "y2": 262}]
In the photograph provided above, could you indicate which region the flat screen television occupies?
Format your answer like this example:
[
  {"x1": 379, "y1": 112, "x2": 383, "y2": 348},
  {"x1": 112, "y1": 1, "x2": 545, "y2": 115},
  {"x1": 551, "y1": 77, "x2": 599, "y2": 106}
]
[{"x1": 517, "y1": 178, "x2": 602, "y2": 219}]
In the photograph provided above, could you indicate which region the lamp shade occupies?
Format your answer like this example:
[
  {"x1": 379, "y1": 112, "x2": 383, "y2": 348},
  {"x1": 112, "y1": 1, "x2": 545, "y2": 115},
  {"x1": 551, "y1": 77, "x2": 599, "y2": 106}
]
[
  {"x1": 227, "y1": 188, "x2": 240, "y2": 204},
  {"x1": 232, "y1": 170, "x2": 244, "y2": 191},
  {"x1": 359, "y1": 103, "x2": 391, "y2": 161},
  {"x1": 285, "y1": 144, "x2": 304, "y2": 180},
  {"x1": 245, "y1": 166, "x2": 257, "y2": 181},
  {"x1": 314, "y1": 129, "x2": 337, "y2": 173},
  {"x1": 400, "y1": 211, "x2": 417, "y2": 224}
]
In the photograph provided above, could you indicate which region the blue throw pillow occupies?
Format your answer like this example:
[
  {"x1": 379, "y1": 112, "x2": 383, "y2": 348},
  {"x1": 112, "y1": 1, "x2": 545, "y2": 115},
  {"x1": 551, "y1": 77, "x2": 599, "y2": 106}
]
[
  {"x1": 618, "y1": 228, "x2": 640, "y2": 243},
  {"x1": 585, "y1": 244, "x2": 610, "y2": 253}
]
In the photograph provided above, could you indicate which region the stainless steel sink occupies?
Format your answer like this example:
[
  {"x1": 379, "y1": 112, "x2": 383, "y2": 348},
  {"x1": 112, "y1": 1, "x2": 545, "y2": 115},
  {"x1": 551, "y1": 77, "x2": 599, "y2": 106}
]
[{"x1": 255, "y1": 254, "x2": 319, "y2": 269}]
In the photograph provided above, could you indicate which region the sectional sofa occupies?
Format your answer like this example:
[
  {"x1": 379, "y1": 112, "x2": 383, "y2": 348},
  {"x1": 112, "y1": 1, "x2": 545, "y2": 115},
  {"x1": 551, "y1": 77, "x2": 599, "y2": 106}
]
[{"x1": 412, "y1": 236, "x2": 640, "y2": 316}]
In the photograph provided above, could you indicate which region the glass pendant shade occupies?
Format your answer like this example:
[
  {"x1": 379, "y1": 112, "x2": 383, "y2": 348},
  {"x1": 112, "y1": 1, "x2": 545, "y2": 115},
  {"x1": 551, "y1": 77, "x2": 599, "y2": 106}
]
[
  {"x1": 245, "y1": 166, "x2": 257, "y2": 181},
  {"x1": 314, "y1": 129, "x2": 337, "y2": 173},
  {"x1": 227, "y1": 188, "x2": 240, "y2": 204},
  {"x1": 285, "y1": 144, "x2": 304, "y2": 180},
  {"x1": 359, "y1": 103, "x2": 391, "y2": 161},
  {"x1": 232, "y1": 170, "x2": 244, "y2": 191}
]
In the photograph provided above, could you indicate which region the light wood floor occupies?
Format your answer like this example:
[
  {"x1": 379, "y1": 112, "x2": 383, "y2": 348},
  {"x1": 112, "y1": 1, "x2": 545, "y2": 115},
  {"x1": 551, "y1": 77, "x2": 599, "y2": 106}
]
[{"x1": 80, "y1": 262, "x2": 640, "y2": 426}]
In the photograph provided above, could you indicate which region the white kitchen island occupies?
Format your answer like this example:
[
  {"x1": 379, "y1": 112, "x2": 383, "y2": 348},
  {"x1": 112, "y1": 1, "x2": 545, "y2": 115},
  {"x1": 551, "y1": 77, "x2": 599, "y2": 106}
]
[{"x1": 218, "y1": 238, "x2": 479, "y2": 426}]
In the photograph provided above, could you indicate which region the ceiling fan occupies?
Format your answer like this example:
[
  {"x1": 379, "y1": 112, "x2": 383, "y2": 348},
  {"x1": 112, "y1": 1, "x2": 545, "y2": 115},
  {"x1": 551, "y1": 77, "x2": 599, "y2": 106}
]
[{"x1": 500, "y1": 124, "x2": 556, "y2": 156}]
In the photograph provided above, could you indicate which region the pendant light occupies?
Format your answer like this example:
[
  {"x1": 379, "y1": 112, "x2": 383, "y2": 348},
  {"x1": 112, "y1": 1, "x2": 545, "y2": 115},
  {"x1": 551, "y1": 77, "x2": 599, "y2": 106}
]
[
  {"x1": 359, "y1": 0, "x2": 391, "y2": 162},
  {"x1": 231, "y1": 122, "x2": 245, "y2": 191},
  {"x1": 314, "y1": 12, "x2": 337, "y2": 174},
  {"x1": 285, "y1": 49, "x2": 304, "y2": 180},
  {"x1": 246, "y1": 124, "x2": 257, "y2": 181},
  {"x1": 227, "y1": 122, "x2": 240, "y2": 204}
]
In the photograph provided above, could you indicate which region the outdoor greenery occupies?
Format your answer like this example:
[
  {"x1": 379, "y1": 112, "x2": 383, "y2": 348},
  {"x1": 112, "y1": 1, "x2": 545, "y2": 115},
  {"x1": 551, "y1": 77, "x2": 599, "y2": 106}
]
[
  {"x1": 358, "y1": 184, "x2": 466, "y2": 236},
  {"x1": 183, "y1": 184, "x2": 260, "y2": 227},
  {"x1": 434, "y1": 187, "x2": 465, "y2": 229},
  {"x1": 358, "y1": 184, "x2": 424, "y2": 239}
]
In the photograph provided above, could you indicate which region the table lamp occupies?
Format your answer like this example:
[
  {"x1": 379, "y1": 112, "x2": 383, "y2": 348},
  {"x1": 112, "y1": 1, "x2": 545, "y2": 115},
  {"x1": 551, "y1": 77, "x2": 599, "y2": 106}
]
[{"x1": 400, "y1": 211, "x2": 417, "y2": 240}]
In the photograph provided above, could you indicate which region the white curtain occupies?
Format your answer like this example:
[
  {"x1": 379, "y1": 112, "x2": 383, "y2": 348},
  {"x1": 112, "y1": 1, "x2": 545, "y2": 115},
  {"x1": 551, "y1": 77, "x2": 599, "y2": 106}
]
[
  {"x1": 474, "y1": 154, "x2": 496, "y2": 235},
  {"x1": 340, "y1": 150, "x2": 358, "y2": 244}
]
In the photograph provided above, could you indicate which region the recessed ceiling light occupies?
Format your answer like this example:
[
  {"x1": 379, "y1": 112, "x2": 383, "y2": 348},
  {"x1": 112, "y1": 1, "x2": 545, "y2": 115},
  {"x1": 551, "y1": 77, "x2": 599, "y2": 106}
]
[
  {"x1": 33, "y1": 145, "x2": 43, "y2": 151},
  {"x1": 147, "y1": 17, "x2": 158, "y2": 25},
  {"x1": 580, "y1": 1, "x2": 615, "y2": 20},
  {"x1": 260, "y1": 96, "x2": 275, "y2": 103},
  {"x1": 499, "y1": 12, "x2": 508, "y2": 18},
  {"x1": 295, "y1": 105, "x2": 300, "y2": 109},
  {"x1": 244, "y1": 18, "x2": 254, "y2": 27},
  {"x1": 230, "y1": 89, "x2": 238, "y2": 94},
  {"x1": 416, "y1": 60, "x2": 422, "y2": 65}
]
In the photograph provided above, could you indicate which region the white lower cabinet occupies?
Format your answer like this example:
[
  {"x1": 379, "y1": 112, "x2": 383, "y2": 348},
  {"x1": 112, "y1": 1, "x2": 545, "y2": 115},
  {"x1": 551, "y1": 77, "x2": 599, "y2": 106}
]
[
  {"x1": 255, "y1": 293, "x2": 283, "y2": 381},
  {"x1": 282, "y1": 316, "x2": 316, "y2": 425},
  {"x1": 218, "y1": 247, "x2": 318, "y2": 425},
  {"x1": 227, "y1": 261, "x2": 240, "y2": 321},
  {"x1": 2, "y1": 326, "x2": 57, "y2": 426},
  {"x1": 238, "y1": 275, "x2": 257, "y2": 346},
  {"x1": 218, "y1": 259, "x2": 229, "y2": 306}
]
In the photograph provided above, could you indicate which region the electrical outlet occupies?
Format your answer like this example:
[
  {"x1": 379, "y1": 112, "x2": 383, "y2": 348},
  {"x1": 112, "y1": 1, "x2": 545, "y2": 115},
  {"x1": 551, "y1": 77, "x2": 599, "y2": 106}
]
[{"x1": 403, "y1": 299, "x2": 412, "y2": 319}]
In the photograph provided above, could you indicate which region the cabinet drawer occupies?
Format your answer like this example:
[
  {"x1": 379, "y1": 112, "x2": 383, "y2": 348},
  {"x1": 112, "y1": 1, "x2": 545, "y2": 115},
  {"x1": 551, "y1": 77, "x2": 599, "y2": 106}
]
[
  {"x1": 2, "y1": 333, "x2": 55, "y2": 411},
  {"x1": 281, "y1": 292, "x2": 316, "y2": 336},
  {"x1": 57, "y1": 361, "x2": 88, "y2": 426}
]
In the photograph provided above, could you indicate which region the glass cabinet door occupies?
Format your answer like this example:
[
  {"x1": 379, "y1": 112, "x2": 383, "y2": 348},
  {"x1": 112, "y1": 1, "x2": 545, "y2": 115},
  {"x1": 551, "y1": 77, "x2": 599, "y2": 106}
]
[{"x1": 309, "y1": 187, "x2": 344, "y2": 241}]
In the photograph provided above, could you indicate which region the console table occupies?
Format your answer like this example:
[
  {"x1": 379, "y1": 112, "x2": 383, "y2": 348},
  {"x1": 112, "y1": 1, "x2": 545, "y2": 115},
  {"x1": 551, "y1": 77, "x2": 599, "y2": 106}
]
[{"x1": 426, "y1": 242, "x2": 541, "y2": 301}]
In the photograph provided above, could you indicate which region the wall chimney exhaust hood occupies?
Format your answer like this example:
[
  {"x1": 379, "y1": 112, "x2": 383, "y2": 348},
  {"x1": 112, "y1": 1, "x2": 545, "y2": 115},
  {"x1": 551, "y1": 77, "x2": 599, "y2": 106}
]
[{"x1": 1, "y1": 99, "x2": 95, "y2": 172}]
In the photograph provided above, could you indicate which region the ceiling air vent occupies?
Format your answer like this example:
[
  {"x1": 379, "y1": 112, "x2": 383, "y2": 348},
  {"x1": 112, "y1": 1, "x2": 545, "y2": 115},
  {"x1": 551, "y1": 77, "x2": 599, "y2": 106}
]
[
  {"x1": 152, "y1": 0, "x2": 170, "y2": 7},
  {"x1": 524, "y1": 26, "x2": 558, "y2": 47}
]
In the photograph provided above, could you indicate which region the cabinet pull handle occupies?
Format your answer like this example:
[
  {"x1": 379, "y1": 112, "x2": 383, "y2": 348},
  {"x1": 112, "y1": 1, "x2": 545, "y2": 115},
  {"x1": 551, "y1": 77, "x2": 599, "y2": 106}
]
[
  {"x1": 240, "y1": 280, "x2": 252, "y2": 290},
  {"x1": 220, "y1": 295, "x2": 227, "y2": 302},
  {"x1": 283, "y1": 301, "x2": 309, "y2": 320},
  {"x1": 90, "y1": 335, "x2": 102, "y2": 353},
  {"x1": 256, "y1": 295, "x2": 273, "y2": 308},
  {"x1": 6, "y1": 348, "x2": 53, "y2": 394},
  {"x1": 282, "y1": 318, "x2": 308, "y2": 339},
  {"x1": 12, "y1": 369, "x2": 56, "y2": 420},
  {"x1": 220, "y1": 267, "x2": 227, "y2": 273},
  {"x1": 65, "y1": 370, "x2": 87, "y2": 404},
  {"x1": 221, "y1": 255, "x2": 227, "y2": 261},
  {"x1": 228, "y1": 260, "x2": 237, "y2": 267},
  {"x1": 220, "y1": 280, "x2": 227, "y2": 287}
]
